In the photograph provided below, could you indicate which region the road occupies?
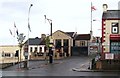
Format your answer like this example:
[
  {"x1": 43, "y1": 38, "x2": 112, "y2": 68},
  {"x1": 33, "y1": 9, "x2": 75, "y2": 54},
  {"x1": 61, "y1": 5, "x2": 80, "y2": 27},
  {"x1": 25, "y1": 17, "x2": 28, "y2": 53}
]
[{"x1": 2, "y1": 56, "x2": 120, "y2": 76}]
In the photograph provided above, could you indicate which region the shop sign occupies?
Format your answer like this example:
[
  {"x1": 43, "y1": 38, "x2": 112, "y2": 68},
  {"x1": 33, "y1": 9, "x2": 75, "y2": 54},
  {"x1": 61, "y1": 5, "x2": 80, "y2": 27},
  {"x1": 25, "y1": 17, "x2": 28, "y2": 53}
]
[{"x1": 105, "y1": 53, "x2": 114, "y2": 59}]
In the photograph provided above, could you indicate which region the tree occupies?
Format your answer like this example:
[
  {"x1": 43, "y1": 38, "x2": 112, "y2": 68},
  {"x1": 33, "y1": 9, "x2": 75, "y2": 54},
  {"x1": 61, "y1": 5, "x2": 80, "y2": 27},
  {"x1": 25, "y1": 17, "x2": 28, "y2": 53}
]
[{"x1": 45, "y1": 36, "x2": 50, "y2": 51}]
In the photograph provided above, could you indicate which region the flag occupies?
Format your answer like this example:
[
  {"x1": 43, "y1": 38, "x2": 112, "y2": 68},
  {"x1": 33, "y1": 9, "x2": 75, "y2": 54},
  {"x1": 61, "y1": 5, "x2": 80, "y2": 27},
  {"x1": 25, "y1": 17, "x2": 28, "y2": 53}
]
[
  {"x1": 91, "y1": 6, "x2": 96, "y2": 11},
  {"x1": 9, "y1": 29, "x2": 12, "y2": 35},
  {"x1": 28, "y1": 22, "x2": 31, "y2": 32},
  {"x1": 91, "y1": 2, "x2": 96, "y2": 11}
]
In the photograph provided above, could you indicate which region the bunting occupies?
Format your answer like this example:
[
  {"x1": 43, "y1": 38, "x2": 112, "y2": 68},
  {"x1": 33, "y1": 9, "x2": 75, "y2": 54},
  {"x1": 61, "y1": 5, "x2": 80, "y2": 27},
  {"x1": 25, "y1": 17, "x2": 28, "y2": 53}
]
[
  {"x1": 14, "y1": 22, "x2": 19, "y2": 36},
  {"x1": 9, "y1": 29, "x2": 12, "y2": 35},
  {"x1": 28, "y1": 22, "x2": 31, "y2": 32}
]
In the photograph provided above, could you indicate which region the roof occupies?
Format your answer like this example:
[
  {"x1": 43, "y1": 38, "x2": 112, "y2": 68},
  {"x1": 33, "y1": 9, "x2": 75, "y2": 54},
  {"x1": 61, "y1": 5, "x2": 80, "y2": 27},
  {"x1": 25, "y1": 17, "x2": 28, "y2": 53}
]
[
  {"x1": 53, "y1": 30, "x2": 76, "y2": 38},
  {"x1": 102, "y1": 10, "x2": 120, "y2": 19},
  {"x1": 65, "y1": 32, "x2": 76, "y2": 38},
  {"x1": 74, "y1": 34, "x2": 91, "y2": 40},
  {"x1": 25, "y1": 37, "x2": 46, "y2": 45}
]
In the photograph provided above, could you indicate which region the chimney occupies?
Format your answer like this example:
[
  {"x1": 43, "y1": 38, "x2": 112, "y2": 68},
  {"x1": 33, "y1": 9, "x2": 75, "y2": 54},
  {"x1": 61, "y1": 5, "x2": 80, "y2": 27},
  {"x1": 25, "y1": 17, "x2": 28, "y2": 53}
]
[
  {"x1": 103, "y1": 4, "x2": 108, "y2": 12},
  {"x1": 41, "y1": 34, "x2": 46, "y2": 39}
]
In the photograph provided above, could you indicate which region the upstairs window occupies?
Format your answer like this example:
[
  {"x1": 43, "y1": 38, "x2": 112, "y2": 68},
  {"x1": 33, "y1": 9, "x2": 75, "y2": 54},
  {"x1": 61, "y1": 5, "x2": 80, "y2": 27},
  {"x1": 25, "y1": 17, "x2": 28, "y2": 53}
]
[
  {"x1": 111, "y1": 23, "x2": 119, "y2": 34},
  {"x1": 80, "y1": 41, "x2": 85, "y2": 46}
]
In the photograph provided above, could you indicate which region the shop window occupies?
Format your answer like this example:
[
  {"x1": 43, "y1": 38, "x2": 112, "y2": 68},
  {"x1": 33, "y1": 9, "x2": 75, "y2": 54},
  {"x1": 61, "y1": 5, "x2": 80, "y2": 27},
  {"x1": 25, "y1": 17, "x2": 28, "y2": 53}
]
[
  {"x1": 110, "y1": 41, "x2": 120, "y2": 54},
  {"x1": 111, "y1": 23, "x2": 119, "y2": 34}
]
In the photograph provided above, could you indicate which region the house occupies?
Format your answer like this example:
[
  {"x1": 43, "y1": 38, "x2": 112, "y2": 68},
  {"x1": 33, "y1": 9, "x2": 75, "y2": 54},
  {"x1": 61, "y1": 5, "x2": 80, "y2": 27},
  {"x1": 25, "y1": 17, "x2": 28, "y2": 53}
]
[
  {"x1": 72, "y1": 34, "x2": 91, "y2": 56},
  {"x1": 96, "y1": 4, "x2": 120, "y2": 70},
  {"x1": 52, "y1": 30, "x2": 76, "y2": 59},
  {"x1": 24, "y1": 36, "x2": 46, "y2": 60},
  {"x1": 0, "y1": 45, "x2": 20, "y2": 63}
]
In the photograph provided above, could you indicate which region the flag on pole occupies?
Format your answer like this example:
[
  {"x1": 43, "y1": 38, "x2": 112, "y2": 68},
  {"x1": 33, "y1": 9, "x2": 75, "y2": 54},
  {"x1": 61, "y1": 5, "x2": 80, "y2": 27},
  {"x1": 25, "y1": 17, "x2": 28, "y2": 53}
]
[
  {"x1": 91, "y1": 6, "x2": 96, "y2": 11},
  {"x1": 91, "y1": 3, "x2": 96, "y2": 11},
  {"x1": 28, "y1": 22, "x2": 31, "y2": 32}
]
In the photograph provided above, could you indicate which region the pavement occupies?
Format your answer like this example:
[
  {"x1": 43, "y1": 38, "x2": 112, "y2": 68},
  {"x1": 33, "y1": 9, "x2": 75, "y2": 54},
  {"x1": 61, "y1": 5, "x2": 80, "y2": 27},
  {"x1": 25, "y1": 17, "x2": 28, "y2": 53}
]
[
  {"x1": 3, "y1": 56, "x2": 120, "y2": 72},
  {"x1": 2, "y1": 56, "x2": 120, "y2": 76},
  {"x1": 72, "y1": 62, "x2": 120, "y2": 72}
]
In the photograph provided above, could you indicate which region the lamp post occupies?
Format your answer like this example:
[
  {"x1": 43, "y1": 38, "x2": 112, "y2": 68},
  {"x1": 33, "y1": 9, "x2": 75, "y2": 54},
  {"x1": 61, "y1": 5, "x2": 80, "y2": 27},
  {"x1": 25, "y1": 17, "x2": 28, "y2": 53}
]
[
  {"x1": 24, "y1": 4, "x2": 33, "y2": 69},
  {"x1": 44, "y1": 15, "x2": 53, "y2": 63}
]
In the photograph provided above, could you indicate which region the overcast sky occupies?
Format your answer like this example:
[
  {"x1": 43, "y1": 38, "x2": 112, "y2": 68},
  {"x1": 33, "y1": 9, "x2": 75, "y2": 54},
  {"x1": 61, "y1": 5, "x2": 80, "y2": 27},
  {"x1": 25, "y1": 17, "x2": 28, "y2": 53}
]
[{"x1": 0, "y1": 0, "x2": 120, "y2": 45}]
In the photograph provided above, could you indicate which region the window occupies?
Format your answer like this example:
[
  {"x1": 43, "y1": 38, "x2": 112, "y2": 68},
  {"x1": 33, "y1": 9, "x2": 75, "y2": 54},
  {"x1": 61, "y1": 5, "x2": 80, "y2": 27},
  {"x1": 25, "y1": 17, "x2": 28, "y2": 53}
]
[
  {"x1": 63, "y1": 39, "x2": 69, "y2": 46},
  {"x1": 39, "y1": 47, "x2": 42, "y2": 52},
  {"x1": 80, "y1": 41, "x2": 85, "y2": 46},
  {"x1": 55, "y1": 39, "x2": 61, "y2": 49},
  {"x1": 110, "y1": 41, "x2": 120, "y2": 54},
  {"x1": 75, "y1": 41, "x2": 80, "y2": 46},
  {"x1": 111, "y1": 23, "x2": 119, "y2": 34},
  {"x1": 34, "y1": 47, "x2": 37, "y2": 52},
  {"x1": 30, "y1": 47, "x2": 33, "y2": 52},
  {"x1": 4, "y1": 53, "x2": 11, "y2": 57}
]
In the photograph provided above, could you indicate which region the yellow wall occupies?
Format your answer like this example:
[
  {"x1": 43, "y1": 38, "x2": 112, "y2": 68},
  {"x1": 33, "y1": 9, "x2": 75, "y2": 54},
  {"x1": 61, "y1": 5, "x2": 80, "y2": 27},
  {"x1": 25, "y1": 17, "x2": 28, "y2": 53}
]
[{"x1": 0, "y1": 45, "x2": 25, "y2": 63}]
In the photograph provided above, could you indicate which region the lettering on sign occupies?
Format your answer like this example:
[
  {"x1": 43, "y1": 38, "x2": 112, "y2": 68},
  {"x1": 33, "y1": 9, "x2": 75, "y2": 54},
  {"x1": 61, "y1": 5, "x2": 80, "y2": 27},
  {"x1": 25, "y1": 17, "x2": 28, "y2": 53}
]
[{"x1": 105, "y1": 53, "x2": 114, "y2": 59}]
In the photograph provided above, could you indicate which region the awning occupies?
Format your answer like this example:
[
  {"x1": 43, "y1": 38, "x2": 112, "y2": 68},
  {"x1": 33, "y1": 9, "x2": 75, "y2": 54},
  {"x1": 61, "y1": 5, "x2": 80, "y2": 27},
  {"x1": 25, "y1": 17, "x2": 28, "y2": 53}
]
[{"x1": 110, "y1": 34, "x2": 120, "y2": 40}]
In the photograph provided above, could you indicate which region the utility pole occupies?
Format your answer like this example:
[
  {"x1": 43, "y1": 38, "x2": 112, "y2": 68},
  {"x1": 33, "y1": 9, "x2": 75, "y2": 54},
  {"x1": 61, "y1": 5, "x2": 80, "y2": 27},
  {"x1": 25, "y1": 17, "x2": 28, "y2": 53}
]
[{"x1": 44, "y1": 15, "x2": 53, "y2": 63}]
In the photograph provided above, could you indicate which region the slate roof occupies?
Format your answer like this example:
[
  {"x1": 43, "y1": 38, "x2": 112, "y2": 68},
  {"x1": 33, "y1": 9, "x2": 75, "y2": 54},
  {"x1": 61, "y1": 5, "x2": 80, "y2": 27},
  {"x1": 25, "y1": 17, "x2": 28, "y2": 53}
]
[
  {"x1": 65, "y1": 32, "x2": 76, "y2": 38},
  {"x1": 25, "y1": 37, "x2": 45, "y2": 45},
  {"x1": 102, "y1": 10, "x2": 120, "y2": 19},
  {"x1": 74, "y1": 34, "x2": 91, "y2": 40}
]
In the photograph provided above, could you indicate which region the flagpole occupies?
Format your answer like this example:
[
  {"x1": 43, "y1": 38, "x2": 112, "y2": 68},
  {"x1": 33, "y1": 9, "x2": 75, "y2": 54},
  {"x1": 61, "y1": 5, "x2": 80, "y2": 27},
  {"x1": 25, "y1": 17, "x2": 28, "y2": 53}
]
[{"x1": 91, "y1": 2, "x2": 93, "y2": 36}]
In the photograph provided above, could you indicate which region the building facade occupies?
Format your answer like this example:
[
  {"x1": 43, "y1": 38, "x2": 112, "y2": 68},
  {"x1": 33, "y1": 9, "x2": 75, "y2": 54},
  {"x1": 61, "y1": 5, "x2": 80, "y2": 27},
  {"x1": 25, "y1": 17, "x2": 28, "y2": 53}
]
[
  {"x1": 102, "y1": 4, "x2": 120, "y2": 60},
  {"x1": 52, "y1": 30, "x2": 75, "y2": 58},
  {"x1": 24, "y1": 37, "x2": 46, "y2": 60},
  {"x1": 0, "y1": 45, "x2": 23, "y2": 63},
  {"x1": 96, "y1": 4, "x2": 120, "y2": 70},
  {"x1": 72, "y1": 34, "x2": 91, "y2": 56}
]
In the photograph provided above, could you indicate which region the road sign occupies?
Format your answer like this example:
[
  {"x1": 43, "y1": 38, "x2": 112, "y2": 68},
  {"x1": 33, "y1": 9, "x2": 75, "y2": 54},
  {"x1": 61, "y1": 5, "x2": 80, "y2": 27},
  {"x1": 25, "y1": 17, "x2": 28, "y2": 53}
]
[{"x1": 24, "y1": 52, "x2": 28, "y2": 57}]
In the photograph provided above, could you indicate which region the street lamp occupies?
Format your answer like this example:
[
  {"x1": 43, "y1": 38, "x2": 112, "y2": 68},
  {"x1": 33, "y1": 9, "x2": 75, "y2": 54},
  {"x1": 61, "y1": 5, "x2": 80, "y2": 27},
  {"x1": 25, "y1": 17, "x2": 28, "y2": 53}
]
[
  {"x1": 24, "y1": 4, "x2": 33, "y2": 69},
  {"x1": 44, "y1": 15, "x2": 53, "y2": 63}
]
